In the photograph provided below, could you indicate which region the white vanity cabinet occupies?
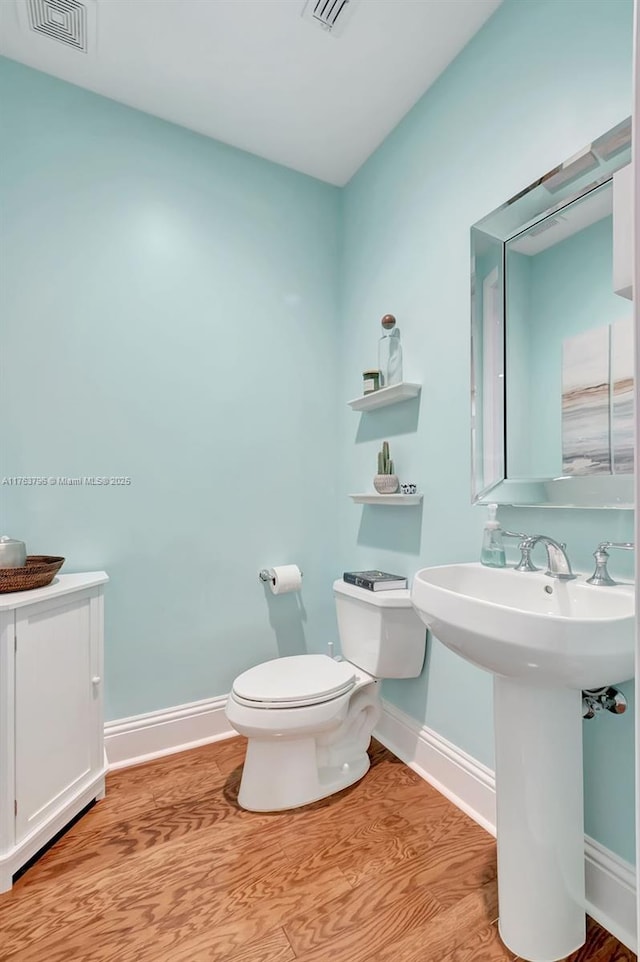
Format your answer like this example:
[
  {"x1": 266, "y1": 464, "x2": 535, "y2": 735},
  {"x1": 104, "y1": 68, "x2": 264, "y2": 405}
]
[{"x1": 0, "y1": 572, "x2": 108, "y2": 891}]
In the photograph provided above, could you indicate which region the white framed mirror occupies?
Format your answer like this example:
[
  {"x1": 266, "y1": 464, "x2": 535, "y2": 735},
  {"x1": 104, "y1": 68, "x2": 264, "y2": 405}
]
[{"x1": 471, "y1": 117, "x2": 633, "y2": 508}]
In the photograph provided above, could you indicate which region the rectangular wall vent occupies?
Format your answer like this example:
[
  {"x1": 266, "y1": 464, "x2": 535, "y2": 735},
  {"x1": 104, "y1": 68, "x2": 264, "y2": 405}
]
[
  {"x1": 527, "y1": 215, "x2": 567, "y2": 238},
  {"x1": 301, "y1": 0, "x2": 357, "y2": 37},
  {"x1": 24, "y1": 0, "x2": 89, "y2": 52}
]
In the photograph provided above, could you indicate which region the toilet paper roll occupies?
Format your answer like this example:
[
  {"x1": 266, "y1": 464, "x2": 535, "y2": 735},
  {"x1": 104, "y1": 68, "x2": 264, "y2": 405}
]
[{"x1": 270, "y1": 564, "x2": 303, "y2": 595}]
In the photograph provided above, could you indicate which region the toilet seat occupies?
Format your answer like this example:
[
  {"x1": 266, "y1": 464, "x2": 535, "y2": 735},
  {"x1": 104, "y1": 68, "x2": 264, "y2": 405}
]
[{"x1": 231, "y1": 654, "x2": 356, "y2": 709}]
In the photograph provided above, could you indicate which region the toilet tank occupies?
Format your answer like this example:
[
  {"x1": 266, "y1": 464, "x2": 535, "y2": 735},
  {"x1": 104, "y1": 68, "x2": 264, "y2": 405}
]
[{"x1": 333, "y1": 579, "x2": 426, "y2": 678}]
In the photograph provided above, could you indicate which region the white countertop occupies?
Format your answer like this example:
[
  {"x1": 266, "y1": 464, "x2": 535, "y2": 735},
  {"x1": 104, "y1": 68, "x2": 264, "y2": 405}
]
[{"x1": 0, "y1": 572, "x2": 109, "y2": 609}]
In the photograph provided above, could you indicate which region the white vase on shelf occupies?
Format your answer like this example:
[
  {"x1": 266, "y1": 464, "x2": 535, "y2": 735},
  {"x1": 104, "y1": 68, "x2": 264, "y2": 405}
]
[{"x1": 373, "y1": 474, "x2": 399, "y2": 494}]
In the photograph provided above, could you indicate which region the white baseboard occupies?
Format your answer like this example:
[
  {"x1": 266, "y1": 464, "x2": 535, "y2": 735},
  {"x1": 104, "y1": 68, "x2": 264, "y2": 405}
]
[
  {"x1": 103, "y1": 693, "x2": 636, "y2": 951},
  {"x1": 584, "y1": 836, "x2": 637, "y2": 952},
  {"x1": 104, "y1": 695, "x2": 235, "y2": 770},
  {"x1": 375, "y1": 698, "x2": 637, "y2": 954}
]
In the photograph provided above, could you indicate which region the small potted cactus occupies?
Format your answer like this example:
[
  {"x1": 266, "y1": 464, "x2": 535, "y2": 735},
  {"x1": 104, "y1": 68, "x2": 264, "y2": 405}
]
[{"x1": 374, "y1": 441, "x2": 399, "y2": 494}]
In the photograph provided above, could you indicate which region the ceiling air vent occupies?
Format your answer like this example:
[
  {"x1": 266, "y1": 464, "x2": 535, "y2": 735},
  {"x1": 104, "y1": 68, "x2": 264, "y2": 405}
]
[
  {"x1": 301, "y1": 0, "x2": 358, "y2": 37},
  {"x1": 20, "y1": 0, "x2": 94, "y2": 53}
]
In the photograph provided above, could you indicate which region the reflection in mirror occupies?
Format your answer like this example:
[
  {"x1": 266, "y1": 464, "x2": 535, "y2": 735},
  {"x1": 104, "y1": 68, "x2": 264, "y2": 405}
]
[{"x1": 471, "y1": 118, "x2": 633, "y2": 508}]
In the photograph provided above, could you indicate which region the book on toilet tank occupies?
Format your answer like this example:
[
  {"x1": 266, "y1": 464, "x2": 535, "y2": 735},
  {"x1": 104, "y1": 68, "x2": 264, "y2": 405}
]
[{"x1": 343, "y1": 570, "x2": 408, "y2": 591}]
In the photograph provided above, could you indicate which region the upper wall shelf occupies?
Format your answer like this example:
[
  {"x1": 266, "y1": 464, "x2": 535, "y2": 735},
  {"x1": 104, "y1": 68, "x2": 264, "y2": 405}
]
[
  {"x1": 347, "y1": 382, "x2": 421, "y2": 412},
  {"x1": 349, "y1": 493, "x2": 423, "y2": 505}
]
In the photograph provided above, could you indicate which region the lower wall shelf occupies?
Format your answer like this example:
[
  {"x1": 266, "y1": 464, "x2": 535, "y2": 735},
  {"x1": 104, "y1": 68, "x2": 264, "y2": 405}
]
[{"x1": 349, "y1": 493, "x2": 423, "y2": 505}]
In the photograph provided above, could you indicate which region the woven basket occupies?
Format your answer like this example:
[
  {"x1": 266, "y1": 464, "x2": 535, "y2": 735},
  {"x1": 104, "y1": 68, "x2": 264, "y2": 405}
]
[{"x1": 0, "y1": 556, "x2": 65, "y2": 594}]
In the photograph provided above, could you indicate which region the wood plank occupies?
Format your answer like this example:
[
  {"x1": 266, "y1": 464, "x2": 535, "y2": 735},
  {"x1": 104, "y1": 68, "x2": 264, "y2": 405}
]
[
  {"x1": 279, "y1": 795, "x2": 447, "y2": 864},
  {"x1": 284, "y1": 857, "x2": 442, "y2": 959},
  {"x1": 124, "y1": 864, "x2": 352, "y2": 962},
  {"x1": 284, "y1": 810, "x2": 420, "y2": 880},
  {"x1": 226, "y1": 928, "x2": 296, "y2": 962},
  {"x1": 284, "y1": 821, "x2": 495, "y2": 959},
  {"x1": 292, "y1": 888, "x2": 442, "y2": 962},
  {"x1": 2, "y1": 821, "x2": 291, "y2": 957},
  {"x1": 369, "y1": 882, "x2": 500, "y2": 962},
  {"x1": 402, "y1": 787, "x2": 490, "y2": 839},
  {"x1": 439, "y1": 923, "x2": 517, "y2": 962},
  {"x1": 344, "y1": 815, "x2": 496, "y2": 891},
  {"x1": 12, "y1": 789, "x2": 240, "y2": 889}
]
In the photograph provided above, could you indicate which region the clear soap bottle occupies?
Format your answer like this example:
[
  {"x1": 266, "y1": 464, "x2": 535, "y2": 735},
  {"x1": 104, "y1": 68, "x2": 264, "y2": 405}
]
[
  {"x1": 378, "y1": 314, "x2": 403, "y2": 386},
  {"x1": 480, "y1": 503, "x2": 506, "y2": 568}
]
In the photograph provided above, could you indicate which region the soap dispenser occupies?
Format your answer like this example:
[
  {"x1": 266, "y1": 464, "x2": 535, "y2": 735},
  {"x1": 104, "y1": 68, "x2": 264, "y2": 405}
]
[{"x1": 481, "y1": 504, "x2": 506, "y2": 568}]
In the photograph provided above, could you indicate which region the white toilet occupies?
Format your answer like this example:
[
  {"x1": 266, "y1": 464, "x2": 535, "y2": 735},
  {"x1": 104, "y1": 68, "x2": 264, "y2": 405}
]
[{"x1": 225, "y1": 578, "x2": 426, "y2": 811}]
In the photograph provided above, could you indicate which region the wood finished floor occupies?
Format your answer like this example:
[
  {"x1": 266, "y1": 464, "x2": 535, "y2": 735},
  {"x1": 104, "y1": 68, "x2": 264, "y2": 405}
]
[{"x1": 0, "y1": 738, "x2": 635, "y2": 962}]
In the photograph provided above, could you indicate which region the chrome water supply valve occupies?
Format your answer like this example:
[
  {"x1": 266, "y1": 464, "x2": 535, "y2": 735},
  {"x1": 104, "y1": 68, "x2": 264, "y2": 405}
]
[{"x1": 582, "y1": 686, "x2": 627, "y2": 719}]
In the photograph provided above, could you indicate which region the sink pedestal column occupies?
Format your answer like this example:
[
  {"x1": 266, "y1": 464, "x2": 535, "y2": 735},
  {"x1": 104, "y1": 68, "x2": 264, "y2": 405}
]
[{"x1": 494, "y1": 678, "x2": 585, "y2": 962}]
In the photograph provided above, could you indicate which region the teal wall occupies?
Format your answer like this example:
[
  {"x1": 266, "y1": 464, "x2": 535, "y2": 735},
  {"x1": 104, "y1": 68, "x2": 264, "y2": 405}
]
[
  {"x1": 339, "y1": 0, "x2": 635, "y2": 862},
  {"x1": 0, "y1": 0, "x2": 635, "y2": 866},
  {"x1": 0, "y1": 57, "x2": 342, "y2": 720}
]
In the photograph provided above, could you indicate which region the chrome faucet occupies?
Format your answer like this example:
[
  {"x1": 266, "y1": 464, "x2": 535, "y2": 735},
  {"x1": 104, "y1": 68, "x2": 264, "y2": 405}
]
[
  {"x1": 517, "y1": 535, "x2": 575, "y2": 580},
  {"x1": 586, "y1": 542, "x2": 634, "y2": 586}
]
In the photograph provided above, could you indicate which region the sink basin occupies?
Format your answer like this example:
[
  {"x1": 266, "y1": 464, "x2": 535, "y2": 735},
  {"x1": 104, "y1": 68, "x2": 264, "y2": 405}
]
[
  {"x1": 411, "y1": 562, "x2": 634, "y2": 689},
  {"x1": 410, "y1": 562, "x2": 635, "y2": 962}
]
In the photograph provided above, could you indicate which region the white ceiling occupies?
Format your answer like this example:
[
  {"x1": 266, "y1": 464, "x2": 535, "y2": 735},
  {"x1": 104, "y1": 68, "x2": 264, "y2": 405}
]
[{"x1": 0, "y1": 0, "x2": 502, "y2": 186}]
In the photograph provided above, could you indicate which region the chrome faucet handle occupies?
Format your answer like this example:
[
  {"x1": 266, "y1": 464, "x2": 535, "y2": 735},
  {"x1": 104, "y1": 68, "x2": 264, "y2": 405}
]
[
  {"x1": 515, "y1": 540, "x2": 540, "y2": 572},
  {"x1": 501, "y1": 531, "x2": 539, "y2": 571},
  {"x1": 586, "y1": 542, "x2": 634, "y2": 587}
]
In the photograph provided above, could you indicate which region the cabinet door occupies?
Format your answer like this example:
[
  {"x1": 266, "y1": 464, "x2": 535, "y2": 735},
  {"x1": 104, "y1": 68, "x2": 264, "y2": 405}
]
[{"x1": 14, "y1": 596, "x2": 98, "y2": 842}]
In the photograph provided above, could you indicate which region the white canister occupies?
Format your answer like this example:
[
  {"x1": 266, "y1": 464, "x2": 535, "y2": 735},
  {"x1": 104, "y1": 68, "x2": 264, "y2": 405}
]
[{"x1": 0, "y1": 536, "x2": 27, "y2": 568}]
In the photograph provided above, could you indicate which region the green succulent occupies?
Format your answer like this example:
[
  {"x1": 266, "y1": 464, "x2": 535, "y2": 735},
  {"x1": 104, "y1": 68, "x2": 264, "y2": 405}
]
[{"x1": 377, "y1": 442, "x2": 395, "y2": 475}]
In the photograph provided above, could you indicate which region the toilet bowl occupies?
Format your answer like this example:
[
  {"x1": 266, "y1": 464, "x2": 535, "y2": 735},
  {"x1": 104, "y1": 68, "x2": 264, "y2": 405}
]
[{"x1": 225, "y1": 579, "x2": 426, "y2": 812}]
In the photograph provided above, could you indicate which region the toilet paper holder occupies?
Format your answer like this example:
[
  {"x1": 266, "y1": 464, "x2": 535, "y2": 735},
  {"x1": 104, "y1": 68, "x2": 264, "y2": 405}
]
[{"x1": 259, "y1": 568, "x2": 304, "y2": 585}]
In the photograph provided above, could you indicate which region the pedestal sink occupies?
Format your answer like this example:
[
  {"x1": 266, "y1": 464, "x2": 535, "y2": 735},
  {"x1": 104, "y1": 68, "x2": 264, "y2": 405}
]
[{"x1": 411, "y1": 563, "x2": 634, "y2": 962}]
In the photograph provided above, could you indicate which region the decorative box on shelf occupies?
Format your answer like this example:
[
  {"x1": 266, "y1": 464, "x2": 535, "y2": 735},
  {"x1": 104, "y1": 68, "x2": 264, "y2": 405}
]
[{"x1": 347, "y1": 382, "x2": 421, "y2": 412}]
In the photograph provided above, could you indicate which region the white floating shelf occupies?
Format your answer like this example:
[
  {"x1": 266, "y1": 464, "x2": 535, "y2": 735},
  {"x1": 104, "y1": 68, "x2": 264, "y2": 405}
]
[
  {"x1": 347, "y1": 382, "x2": 421, "y2": 412},
  {"x1": 349, "y1": 493, "x2": 423, "y2": 505}
]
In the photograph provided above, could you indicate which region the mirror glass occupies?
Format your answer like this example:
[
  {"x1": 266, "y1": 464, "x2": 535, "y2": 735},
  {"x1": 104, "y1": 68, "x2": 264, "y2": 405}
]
[{"x1": 471, "y1": 118, "x2": 633, "y2": 507}]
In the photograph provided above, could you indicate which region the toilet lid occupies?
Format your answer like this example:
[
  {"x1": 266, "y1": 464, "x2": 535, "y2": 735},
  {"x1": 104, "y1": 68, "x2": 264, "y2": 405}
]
[{"x1": 232, "y1": 654, "x2": 356, "y2": 708}]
